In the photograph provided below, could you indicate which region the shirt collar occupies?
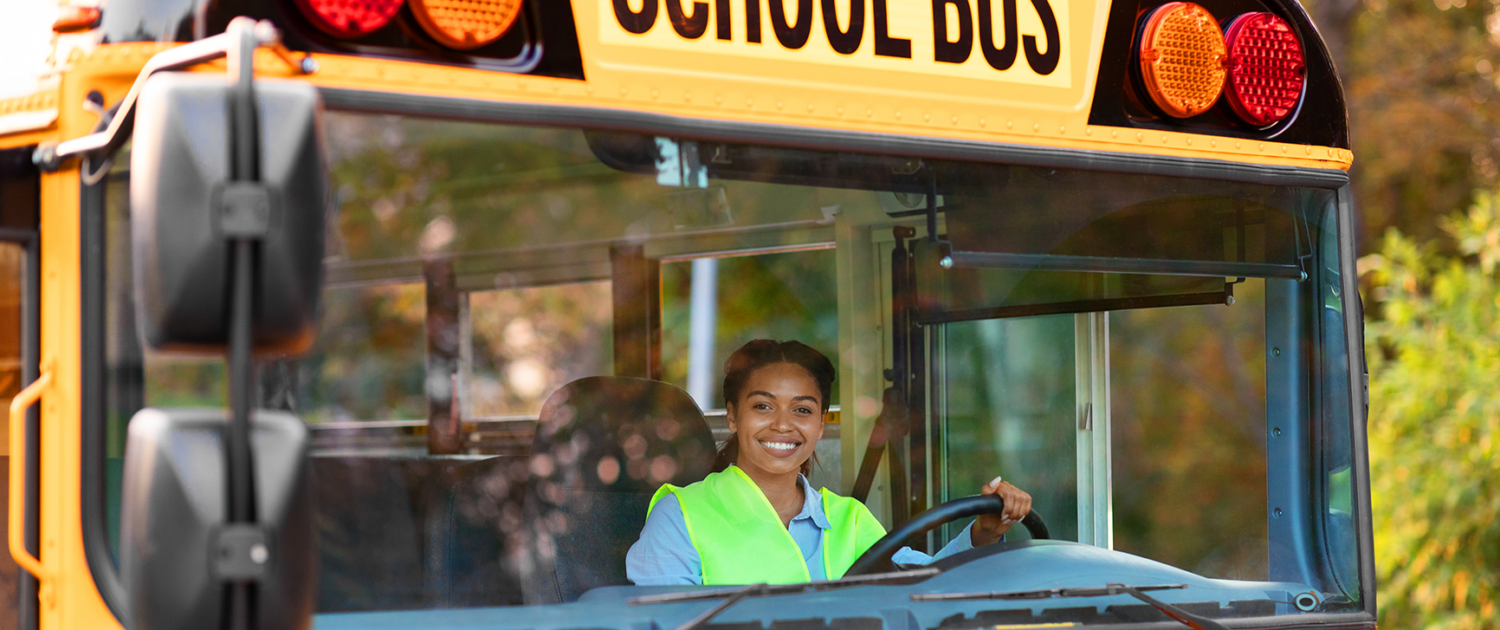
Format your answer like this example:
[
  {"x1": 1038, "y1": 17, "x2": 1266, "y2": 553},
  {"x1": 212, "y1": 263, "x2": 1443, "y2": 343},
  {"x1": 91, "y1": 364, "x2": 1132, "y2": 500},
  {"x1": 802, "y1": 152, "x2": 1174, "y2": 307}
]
[{"x1": 791, "y1": 474, "x2": 831, "y2": 530}]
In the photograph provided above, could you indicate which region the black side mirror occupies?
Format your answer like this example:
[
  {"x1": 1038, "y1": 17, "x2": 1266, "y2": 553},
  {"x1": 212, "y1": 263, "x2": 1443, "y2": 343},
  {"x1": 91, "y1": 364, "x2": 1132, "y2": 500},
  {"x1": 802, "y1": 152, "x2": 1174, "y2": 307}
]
[
  {"x1": 119, "y1": 409, "x2": 316, "y2": 629},
  {"x1": 117, "y1": 17, "x2": 326, "y2": 630},
  {"x1": 129, "y1": 72, "x2": 327, "y2": 353}
]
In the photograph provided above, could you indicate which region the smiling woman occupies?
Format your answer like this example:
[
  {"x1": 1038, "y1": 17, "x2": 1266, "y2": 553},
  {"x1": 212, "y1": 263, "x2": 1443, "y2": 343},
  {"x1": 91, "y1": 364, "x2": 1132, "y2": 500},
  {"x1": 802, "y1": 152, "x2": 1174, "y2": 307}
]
[{"x1": 625, "y1": 339, "x2": 1033, "y2": 586}]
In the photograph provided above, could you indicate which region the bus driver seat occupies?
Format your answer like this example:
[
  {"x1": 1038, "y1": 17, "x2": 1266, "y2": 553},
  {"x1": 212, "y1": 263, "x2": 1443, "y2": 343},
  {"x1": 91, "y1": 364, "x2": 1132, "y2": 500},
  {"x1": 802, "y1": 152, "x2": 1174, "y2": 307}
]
[{"x1": 520, "y1": 376, "x2": 715, "y2": 604}]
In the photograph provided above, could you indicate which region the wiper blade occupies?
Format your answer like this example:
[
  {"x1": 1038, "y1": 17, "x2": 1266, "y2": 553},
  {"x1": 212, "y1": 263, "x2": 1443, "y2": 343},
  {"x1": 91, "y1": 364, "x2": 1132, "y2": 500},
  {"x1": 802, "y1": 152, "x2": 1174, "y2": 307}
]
[
  {"x1": 911, "y1": 583, "x2": 1229, "y2": 630},
  {"x1": 911, "y1": 582, "x2": 1187, "y2": 602},
  {"x1": 629, "y1": 567, "x2": 940, "y2": 605},
  {"x1": 629, "y1": 568, "x2": 940, "y2": 630}
]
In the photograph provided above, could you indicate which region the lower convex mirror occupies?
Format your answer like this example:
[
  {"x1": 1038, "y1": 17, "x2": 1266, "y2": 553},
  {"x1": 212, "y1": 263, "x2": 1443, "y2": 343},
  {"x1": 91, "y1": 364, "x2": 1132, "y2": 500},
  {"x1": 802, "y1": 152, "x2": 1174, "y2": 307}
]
[{"x1": 119, "y1": 409, "x2": 316, "y2": 630}]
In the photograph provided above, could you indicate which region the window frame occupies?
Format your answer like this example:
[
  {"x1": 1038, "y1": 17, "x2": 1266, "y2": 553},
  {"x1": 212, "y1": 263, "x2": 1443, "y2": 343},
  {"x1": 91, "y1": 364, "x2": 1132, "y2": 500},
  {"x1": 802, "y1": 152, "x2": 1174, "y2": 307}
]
[{"x1": 77, "y1": 91, "x2": 1374, "y2": 627}]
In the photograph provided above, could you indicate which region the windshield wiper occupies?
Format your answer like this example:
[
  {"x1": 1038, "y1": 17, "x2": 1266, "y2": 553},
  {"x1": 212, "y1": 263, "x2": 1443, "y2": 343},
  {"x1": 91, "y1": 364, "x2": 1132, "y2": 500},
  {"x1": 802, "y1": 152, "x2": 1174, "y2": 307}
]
[
  {"x1": 629, "y1": 567, "x2": 940, "y2": 630},
  {"x1": 911, "y1": 583, "x2": 1229, "y2": 630}
]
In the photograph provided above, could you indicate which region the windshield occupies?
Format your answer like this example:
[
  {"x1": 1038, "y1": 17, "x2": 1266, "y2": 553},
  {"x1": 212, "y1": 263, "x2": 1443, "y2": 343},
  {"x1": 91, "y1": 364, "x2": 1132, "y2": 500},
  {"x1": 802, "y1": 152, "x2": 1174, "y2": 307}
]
[{"x1": 98, "y1": 113, "x2": 1362, "y2": 627}]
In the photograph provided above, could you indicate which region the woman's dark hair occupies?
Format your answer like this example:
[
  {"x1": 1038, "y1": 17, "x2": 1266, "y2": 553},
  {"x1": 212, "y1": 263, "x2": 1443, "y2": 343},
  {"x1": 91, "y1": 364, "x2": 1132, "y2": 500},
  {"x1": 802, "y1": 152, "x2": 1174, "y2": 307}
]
[{"x1": 713, "y1": 339, "x2": 836, "y2": 476}]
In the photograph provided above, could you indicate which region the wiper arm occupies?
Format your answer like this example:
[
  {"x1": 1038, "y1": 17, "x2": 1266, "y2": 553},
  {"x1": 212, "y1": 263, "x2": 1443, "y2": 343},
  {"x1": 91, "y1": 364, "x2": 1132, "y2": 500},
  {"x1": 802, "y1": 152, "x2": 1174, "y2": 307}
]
[
  {"x1": 629, "y1": 567, "x2": 940, "y2": 630},
  {"x1": 912, "y1": 583, "x2": 1230, "y2": 630}
]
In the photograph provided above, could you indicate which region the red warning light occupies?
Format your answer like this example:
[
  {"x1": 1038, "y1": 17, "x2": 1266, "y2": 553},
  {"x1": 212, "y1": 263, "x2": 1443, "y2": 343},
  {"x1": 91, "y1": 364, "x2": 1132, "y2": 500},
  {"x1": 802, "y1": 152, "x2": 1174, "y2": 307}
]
[
  {"x1": 294, "y1": 0, "x2": 405, "y2": 38},
  {"x1": 1223, "y1": 12, "x2": 1306, "y2": 127}
]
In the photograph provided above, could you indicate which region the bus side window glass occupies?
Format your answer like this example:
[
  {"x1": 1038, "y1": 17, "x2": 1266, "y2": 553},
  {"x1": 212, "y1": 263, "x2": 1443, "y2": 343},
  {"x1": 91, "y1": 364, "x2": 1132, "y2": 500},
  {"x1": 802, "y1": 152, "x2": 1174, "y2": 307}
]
[
  {"x1": 1317, "y1": 201, "x2": 1359, "y2": 603},
  {"x1": 0, "y1": 241, "x2": 27, "y2": 614}
]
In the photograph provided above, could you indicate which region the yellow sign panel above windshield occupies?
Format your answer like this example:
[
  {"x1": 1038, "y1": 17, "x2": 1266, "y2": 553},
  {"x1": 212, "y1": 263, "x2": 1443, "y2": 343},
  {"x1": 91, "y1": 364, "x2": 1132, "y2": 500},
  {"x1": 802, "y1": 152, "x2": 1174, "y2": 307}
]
[{"x1": 597, "y1": 0, "x2": 1075, "y2": 89}]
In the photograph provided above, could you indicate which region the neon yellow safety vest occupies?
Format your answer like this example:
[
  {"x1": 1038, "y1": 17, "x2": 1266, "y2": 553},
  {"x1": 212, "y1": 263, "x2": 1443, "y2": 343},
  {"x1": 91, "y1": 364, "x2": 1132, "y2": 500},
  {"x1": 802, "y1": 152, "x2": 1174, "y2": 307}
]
[{"x1": 647, "y1": 466, "x2": 888, "y2": 584}]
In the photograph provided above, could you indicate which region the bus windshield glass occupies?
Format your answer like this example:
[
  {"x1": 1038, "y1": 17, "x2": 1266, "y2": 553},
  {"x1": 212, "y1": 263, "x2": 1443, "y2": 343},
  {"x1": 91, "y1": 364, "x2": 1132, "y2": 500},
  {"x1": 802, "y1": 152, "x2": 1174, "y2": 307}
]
[{"x1": 100, "y1": 113, "x2": 1362, "y2": 627}]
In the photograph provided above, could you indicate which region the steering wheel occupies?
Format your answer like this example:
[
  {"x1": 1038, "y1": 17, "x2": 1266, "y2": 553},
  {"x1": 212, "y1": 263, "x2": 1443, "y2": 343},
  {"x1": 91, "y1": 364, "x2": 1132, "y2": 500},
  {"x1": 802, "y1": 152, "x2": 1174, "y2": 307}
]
[{"x1": 844, "y1": 495, "x2": 1050, "y2": 576}]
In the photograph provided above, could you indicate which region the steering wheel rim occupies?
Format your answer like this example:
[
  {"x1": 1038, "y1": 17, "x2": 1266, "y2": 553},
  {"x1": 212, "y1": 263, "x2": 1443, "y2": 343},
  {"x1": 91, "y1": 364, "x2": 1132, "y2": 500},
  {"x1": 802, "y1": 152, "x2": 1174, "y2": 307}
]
[{"x1": 844, "y1": 495, "x2": 1050, "y2": 576}]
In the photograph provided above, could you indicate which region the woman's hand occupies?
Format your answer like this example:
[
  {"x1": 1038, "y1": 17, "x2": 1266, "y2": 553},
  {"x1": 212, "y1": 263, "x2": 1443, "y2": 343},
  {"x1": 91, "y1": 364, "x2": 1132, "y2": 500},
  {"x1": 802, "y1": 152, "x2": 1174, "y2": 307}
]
[{"x1": 971, "y1": 476, "x2": 1032, "y2": 546}]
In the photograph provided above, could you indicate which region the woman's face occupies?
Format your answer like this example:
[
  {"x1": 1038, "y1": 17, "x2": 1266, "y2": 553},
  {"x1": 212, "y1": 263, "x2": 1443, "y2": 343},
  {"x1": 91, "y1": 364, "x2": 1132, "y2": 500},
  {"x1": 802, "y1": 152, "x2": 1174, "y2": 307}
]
[{"x1": 726, "y1": 362, "x2": 826, "y2": 479}]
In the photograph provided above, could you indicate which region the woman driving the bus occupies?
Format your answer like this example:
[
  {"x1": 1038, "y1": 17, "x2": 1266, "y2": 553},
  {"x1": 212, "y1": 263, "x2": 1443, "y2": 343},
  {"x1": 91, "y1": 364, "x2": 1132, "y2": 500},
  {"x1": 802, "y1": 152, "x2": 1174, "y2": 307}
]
[{"x1": 626, "y1": 339, "x2": 1032, "y2": 585}]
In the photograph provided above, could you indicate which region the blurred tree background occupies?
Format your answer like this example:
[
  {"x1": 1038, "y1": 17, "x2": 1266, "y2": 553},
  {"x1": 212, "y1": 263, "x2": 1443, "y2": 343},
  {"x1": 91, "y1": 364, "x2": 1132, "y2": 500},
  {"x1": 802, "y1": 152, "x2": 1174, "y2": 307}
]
[
  {"x1": 1308, "y1": 0, "x2": 1500, "y2": 248},
  {"x1": 1305, "y1": 0, "x2": 1500, "y2": 625},
  {"x1": 1362, "y1": 193, "x2": 1500, "y2": 628}
]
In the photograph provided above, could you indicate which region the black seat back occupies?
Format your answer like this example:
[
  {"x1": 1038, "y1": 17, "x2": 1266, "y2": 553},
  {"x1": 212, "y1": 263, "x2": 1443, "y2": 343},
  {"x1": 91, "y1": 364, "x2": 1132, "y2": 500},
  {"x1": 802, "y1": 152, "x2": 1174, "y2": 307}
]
[{"x1": 521, "y1": 376, "x2": 714, "y2": 603}]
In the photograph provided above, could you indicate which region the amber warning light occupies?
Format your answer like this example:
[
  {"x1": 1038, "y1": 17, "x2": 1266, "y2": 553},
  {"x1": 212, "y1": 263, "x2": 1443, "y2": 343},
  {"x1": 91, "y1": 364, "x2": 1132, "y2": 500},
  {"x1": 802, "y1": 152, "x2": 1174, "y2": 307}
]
[
  {"x1": 1138, "y1": 2, "x2": 1227, "y2": 119},
  {"x1": 1223, "y1": 12, "x2": 1306, "y2": 127},
  {"x1": 410, "y1": 0, "x2": 523, "y2": 50}
]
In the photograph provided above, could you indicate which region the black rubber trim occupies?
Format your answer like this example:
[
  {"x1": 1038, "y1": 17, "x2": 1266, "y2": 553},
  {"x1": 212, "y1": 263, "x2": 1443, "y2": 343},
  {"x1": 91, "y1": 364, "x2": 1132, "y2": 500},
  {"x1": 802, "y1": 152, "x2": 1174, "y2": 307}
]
[
  {"x1": 317, "y1": 89, "x2": 1350, "y2": 191},
  {"x1": 17, "y1": 230, "x2": 38, "y2": 630},
  {"x1": 79, "y1": 173, "x2": 130, "y2": 624}
]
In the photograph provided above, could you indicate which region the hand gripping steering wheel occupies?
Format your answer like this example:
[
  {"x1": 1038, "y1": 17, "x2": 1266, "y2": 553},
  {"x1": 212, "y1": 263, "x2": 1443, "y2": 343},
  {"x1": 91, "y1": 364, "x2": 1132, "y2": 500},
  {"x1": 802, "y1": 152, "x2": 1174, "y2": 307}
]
[{"x1": 844, "y1": 495, "x2": 1050, "y2": 576}]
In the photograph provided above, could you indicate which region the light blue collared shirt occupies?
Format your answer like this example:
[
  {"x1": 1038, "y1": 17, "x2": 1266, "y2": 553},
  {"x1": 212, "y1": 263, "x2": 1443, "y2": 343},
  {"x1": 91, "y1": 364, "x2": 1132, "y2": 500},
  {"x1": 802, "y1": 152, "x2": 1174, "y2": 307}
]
[{"x1": 626, "y1": 473, "x2": 979, "y2": 585}]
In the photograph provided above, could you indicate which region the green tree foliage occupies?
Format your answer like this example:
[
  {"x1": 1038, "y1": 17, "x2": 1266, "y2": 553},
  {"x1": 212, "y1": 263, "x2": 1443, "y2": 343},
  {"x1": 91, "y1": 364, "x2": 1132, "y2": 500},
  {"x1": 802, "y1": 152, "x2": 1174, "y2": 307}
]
[{"x1": 1362, "y1": 191, "x2": 1500, "y2": 627}]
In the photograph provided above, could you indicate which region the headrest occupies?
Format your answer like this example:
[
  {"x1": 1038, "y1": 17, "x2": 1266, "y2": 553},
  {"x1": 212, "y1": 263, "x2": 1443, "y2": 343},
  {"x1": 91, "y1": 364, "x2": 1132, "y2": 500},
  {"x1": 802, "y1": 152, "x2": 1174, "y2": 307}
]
[{"x1": 530, "y1": 376, "x2": 714, "y2": 494}]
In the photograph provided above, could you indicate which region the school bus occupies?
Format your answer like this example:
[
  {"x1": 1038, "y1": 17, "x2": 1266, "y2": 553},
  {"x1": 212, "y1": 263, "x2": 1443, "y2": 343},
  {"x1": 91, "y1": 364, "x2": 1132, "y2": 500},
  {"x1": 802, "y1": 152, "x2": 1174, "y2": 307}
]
[{"x1": 0, "y1": 0, "x2": 1370, "y2": 628}]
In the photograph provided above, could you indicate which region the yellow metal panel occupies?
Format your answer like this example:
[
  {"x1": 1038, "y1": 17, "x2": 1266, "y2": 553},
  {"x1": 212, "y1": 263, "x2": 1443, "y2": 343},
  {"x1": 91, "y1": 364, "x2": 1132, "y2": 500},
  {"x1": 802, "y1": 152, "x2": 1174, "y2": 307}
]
[
  {"x1": 0, "y1": 90, "x2": 59, "y2": 150},
  {"x1": 33, "y1": 46, "x2": 139, "y2": 630}
]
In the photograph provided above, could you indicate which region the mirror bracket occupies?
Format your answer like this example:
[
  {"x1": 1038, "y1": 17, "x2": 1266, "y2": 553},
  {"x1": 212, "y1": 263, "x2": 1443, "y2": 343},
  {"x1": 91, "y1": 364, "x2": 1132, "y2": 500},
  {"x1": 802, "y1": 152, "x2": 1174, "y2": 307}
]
[
  {"x1": 212, "y1": 525, "x2": 270, "y2": 582},
  {"x1": 31, "y1": 19, "x2": 310, "y2": 173},
  {"x1": 217, "y1": 182, "x2": 273, "y2": 238}
]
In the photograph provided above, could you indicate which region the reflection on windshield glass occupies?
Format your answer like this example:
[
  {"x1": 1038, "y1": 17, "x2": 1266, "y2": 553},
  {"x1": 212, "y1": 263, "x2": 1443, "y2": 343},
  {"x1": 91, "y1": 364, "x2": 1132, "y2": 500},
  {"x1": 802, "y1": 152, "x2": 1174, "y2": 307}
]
[{"x1": 97, "y1": 115, "x2": 1361, "y2": 625}]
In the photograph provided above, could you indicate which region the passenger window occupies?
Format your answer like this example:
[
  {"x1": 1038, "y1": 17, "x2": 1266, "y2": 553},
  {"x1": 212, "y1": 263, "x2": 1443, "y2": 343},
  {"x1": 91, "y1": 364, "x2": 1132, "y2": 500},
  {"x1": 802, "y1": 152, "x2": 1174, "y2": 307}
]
[{"x1": 0, "y1": 242, "x2": 27, "y2": 617}]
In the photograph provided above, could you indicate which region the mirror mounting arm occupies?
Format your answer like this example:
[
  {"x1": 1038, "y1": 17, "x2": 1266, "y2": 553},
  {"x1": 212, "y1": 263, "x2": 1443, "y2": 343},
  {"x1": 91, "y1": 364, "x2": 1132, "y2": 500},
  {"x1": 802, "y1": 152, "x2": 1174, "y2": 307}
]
[
  {"x1": 223, "y1": 16, "x2": 263, "y2": 530},
  {"x1": 31, "y1": 18, "x2": 311, "y2": 173}
]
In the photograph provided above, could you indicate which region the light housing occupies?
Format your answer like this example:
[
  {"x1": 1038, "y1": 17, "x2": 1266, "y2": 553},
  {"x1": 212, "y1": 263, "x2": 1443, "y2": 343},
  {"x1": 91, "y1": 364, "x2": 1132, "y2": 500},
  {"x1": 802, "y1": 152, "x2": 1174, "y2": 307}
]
[
  {"x1": 293, "y1": 0, "x2": 405, "y2": 38},
  {"x1": 410, "y1": 0, "x2": 524, "y2": 50},
  {"x1": 1223, "y1": 12, "x2": 1306, "y2": 127},
  {"x1": 1138, "y1": 2, "x2": 1228, "y2": 119}
]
